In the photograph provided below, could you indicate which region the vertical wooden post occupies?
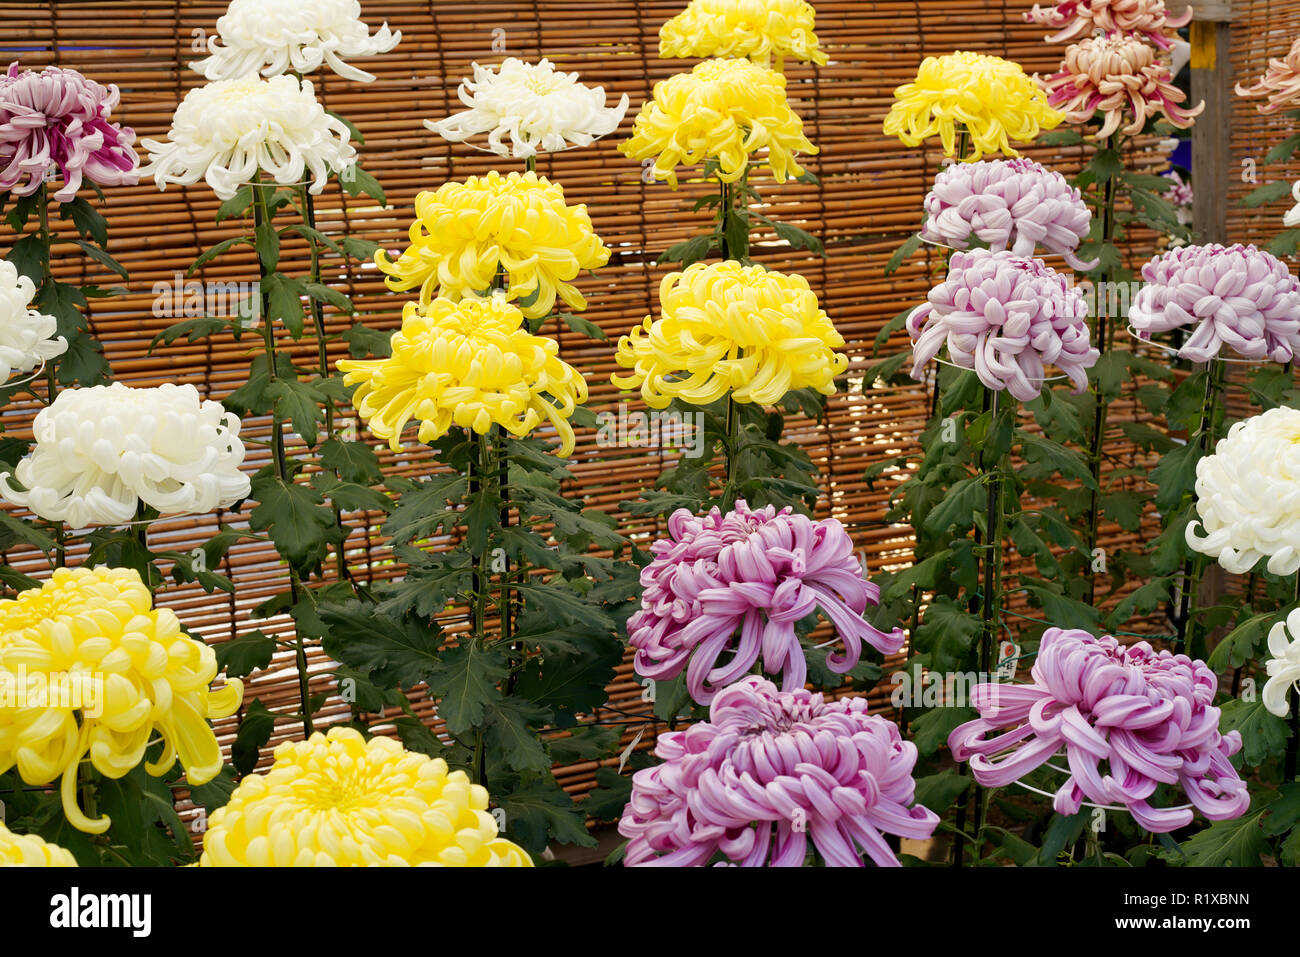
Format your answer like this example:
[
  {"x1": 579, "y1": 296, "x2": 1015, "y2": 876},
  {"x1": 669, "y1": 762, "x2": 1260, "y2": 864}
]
[{"x1": 1177, "y1": 0, "x2": 1234, "y2": 243}]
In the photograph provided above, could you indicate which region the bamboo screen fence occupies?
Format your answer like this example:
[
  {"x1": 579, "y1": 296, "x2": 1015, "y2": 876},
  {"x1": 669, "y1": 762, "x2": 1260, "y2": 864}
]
[{"x1": 0, "y1": 0, "x2": 1262, "y2": 840}]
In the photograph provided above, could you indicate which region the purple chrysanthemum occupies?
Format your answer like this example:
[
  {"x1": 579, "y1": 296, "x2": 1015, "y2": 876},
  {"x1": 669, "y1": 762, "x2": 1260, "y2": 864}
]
[
  {"x1": 1129, "y1": 243, "x2": 1300, "y2": 363},
  {"x1": 0, "y1": 63, "x2": 139, "y2": 203},
  {"x1": 949, "y1": 628, "x2": 1250, "y2": 833},
  {"x1": 620, "y1": 676, "x2": 939, "y2": 866},
  {"x1": 628, "y1": 500, "x2": 904, "y2": 705},
  {"x1": 907, "y1": 248, "x2": 1097, "y2": 401},
  {"x1": 921, "y1": 158, "x2": 1098, "y2": 270}
]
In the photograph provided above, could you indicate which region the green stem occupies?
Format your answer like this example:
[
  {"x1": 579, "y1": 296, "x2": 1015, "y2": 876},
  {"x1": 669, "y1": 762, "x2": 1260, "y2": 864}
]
[
  {"x1": 252, "y1": 181, "x2": 312, "y2": 737},
  {"x1": 34, "y1": 184, "x2": 67, "y2": 568},
  {"x1": 470, "y1": 427, "x2": 498, "y2": 786},
  {"x1": 1084, "y1": 133, "x2": 1120, "y2": 608},
  {"x1": 1174, "y1": 358, "x2": 1223, "y2": 657}
]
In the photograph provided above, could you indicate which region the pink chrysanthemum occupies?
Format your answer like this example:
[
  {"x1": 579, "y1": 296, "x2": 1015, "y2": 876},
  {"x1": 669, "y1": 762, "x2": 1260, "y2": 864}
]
[
  {"x1": 1039, "y1": 34, "x2": 1204, "y2": 139},
  {"x1": 907, "y1": 249, "x2": 1097, "y2": 402},
  {"x1": 628, "y1": 501, "x2": 903, "y2": 705},
  {"x1": 921, "y1": 157, "x2": 1098, "y2": 271},
  {"x1": 949, "y1": 628, "x2": 1250, "y2": 833},
  {"x1": 0, "y1": 63, "x2": 139, "y2": 203},
  {"x1": 1236, "y1": 37, "x2": 1300, "y2": 113},
  {"x1": 1026, "y1": 0, "x2": 1192, "y2": 50},
  {"x1": 1129, "y1": 243, "x2": 1300, "y2": 363},
  {"x1": 620, "y1": 676, "x2": 939, "y2": 867}
]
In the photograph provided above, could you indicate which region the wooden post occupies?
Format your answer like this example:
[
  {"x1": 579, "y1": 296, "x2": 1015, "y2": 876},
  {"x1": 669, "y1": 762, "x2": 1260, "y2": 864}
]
[{"x1": 1172, "y1": 0, "x2": 1234, "y2": 244}]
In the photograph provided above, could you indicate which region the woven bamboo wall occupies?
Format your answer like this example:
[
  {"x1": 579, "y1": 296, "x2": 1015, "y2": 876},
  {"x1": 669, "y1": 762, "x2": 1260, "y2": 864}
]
[
  {"x1": 1229, "y1": 0, "x2": 1300, "y2": 245},
  {"x1": 0, "y1": 0, "x2": 1188, "y2": 831}
]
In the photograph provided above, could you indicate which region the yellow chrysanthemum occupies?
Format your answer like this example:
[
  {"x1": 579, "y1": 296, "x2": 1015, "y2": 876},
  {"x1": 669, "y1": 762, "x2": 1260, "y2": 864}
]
[
  {"x1": 199, "y1": 726, "x2": 534, "y2": 867},
  {"x1": 659, "y1": 0, "x2": 828, "y2": 69},
  {"x1": 612, "y1": 261, "x2": 847, "y2": 408},
  {"x1": 620, "y1": 57, "x2": 817, "y2": 188},
  {"x1": 0, "y1": 566, "x2": 243, "y2": 834},
  {"x1": 338, "y1": 295, "x2": 588, "y2": 456},
  {"x1": 0, "y1": 820, "x2": 77, "y2": 866},
  {"x1": 375, "y1": 170, "x2": 609, "y2": 320},
  {"x1": 883, "y1": 51, "x2": 1064, "y2": 160}
]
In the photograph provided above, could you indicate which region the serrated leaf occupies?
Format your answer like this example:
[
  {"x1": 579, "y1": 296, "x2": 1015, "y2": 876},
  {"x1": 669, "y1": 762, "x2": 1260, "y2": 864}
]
[
  {"x1": 320, "y1": 602, "x2": 445, "y2": 689},
  {"x1": 425, "y1": 641, "x2": 508, "y2": 735},
  {"x1": 215, "y1": 629, "x2": 276, "y2": 679}
]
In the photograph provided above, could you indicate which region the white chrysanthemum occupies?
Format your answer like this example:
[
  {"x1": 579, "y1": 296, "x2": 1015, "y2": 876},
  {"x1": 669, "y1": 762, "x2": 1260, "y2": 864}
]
[
  {"x1": 1286, "y1": 181, "x2": 1300, "y2": 229},
  {"x1": 425, "y1": 57, "x2": 629, "y2": 159},
  {"x1": 0, "y1": 260, "x2": 65, "y2": 380},
  {"x1": 141, "y1": 75, "x2": 357, "y2": 200},
  {"x1": 191, "y1": 0, "x2": 400, "y2": 83},
  {"x1": 1186, "y1": 406, "x2": 1300, "y2": 575},
  {"x1": 1264, "y1": 608, "x2": 1300, "y2": 718},
  {"x1": 0, "y1": 382, "x2": 251, "y2": 527}
]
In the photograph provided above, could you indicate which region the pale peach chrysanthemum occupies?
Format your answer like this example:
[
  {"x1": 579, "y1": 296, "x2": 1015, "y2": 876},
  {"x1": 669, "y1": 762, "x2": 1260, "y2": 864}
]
[
  {"x1": 1039, "y1": 34, "x2": 1203, "y2": 139},
  {"x1": 1026, "y1": 0, "x2": 1192, "y2": 51},
  {"x1": 1236, "y1": 37, "x2": 1300, "y2": 113}
]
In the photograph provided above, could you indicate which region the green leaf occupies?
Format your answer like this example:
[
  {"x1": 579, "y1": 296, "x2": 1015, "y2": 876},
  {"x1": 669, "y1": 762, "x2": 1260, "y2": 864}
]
[
  {"x1": 342, "y1": 237, "x2": 381, "y2": 261},
  {"x1": 1151, "y1": 440, "x2": 1199, "y2": 513},
  {"x1": 500, "y1": 777, "x2": 597, "y2": 852},
  {"x1": 262, "y1": 272, "x2": 307, "y2": 336},
  {"x1": 266, "y1": 378, "x2": 326, "y2": 448},
  {"x1": 6, "y1": 233, "x2": 47, "y2": 284},
  {"x1": 1100, "y1": 490, "x2": 1146, "y2": 533},
  {"x1": 187, "y1": 236, "x2": 251, "y2": 276},
  {"x1": 546, "y1": 726, "x2": 621, "y2": 765},
  {"x1": 1219, "y1": 698, "x2": 1289, "y2": 765},
  {"x1": 1020, "y1": 576, "x2": 1102, "y2": 630},
  {"x1": 657, "y1": 234, "x2": 713, "y2": 268},
  {"x1": 188, "y1": 766, "x2": 238, "y2": 815},
  {"x1": 485, "y1": 698, "x2": 553, "y2": 773},
  {"x1": 1208, "y1": 612, "x2": 1272, "y2": 672},
  {"x1": 909, "y1": 705, "x2": 976, "y2": 757},
  {"x1": 913, "y1": 596, "x2": 981, "y2": 673},
  {"x1": 61, "y1": 196, "x2": 108, "y2": 246},
  {"x1": 1019, "y1": 433, "x2": 1097, "y2": 489},
  {"x1": 912, "y1": 769, "x2": 972, "y2": 815},
  {"x1": 215, "y1": 629, "x2": 276, "y2": 679},
  {"x1": 254, "y1": 222, "x2": 280, "y2": 271},
  {"x1": 343, "y1": 321, "x2": 392, "y2": 358},
  {"x1": 921, "y1": 475, "x2": 985, "y2": 536},
  {"x1": 1243, "y1": 180, "x2": 1293, "y2": 208},
  {"x1": 215, "y1": 186, "x2": 253, "y2": 223},
  {"x1": 1180, "y1": 798, "x2": 1274, "y2": 867},
  {"x1": 772, "y1": 221, "x2": 825, "y2": 256},
  {"x1": 1268, "y1": 229, "x2": 1300, "y2": 258},
  {"x1": 232, "y1": 698, "x2": 275, "y2": 775},
  {"x1": 425, "y1": 641, "x2": 508, "y2": 735},
  {"x1": 320, "y1": 437, "x2": 383, "y2": 485},
  {"x1": 556, "y1": 311, "x2": 608, "y2": 342},
  {"x1": 885, "y1": 232, "x2": 923, "y2": 276},
  {"x1": 514, "y1": 637, "x2": 621, "y2": 728},
  {"x1": 320, "y1": 602, "x2": 445, "y2": 688},
  {"x1": 249, "y1": 476, "x2": 334, "y2": 568},
  {"x1": 340, "y1": 165, "x2": 387, "y2": 205},
  {"x1": 304, "y1": 281, "x2": 354, "y2": 314}
]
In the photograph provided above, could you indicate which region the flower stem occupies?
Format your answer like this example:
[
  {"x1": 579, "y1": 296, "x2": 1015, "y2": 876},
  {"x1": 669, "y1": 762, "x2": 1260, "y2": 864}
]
[
  {"x1": 33, "y1": 184, "x2": 67, "y2": 568},
  {"x1": 252, "y1": 181, "x2": 312, "y2": 737},
  {"x1": 1173, "y1": 358, "x2": 1223, "y2": 657},
  {"x1": 470, "y1": 426, "x2": 500, "y2": 785},
  {"x1": 1084, "y1": 133, "x2": 1120, "y2": 608}
]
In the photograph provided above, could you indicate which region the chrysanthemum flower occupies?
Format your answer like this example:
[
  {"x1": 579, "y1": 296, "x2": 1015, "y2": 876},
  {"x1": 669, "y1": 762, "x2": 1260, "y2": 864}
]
[
  {"x1": 0, "y1": 566, "x2": 243, "y2": 834},
  {"x1": 0, "y1": 259, "x2": 65, "y2": 380},
  {"x1": 0, "y1": 63, "x2": 140, "y2": 203},
  {"x1": 375, "y1": 170, "x2": 609, "y2": 319},
  {"x1": 425, "y1": 57, "x2": 628, "y2": 159},
  {"x1": 1186, "y1": 406, "x2": 1300, "y2": 576},
  {"x1": 191, "y1": 0, "x2": 400, "y2": 83},
  {"x1": 1129, "y1": 244, "x2": 1300, "y2": 363},
  {"x1": 621, "y1": 676, "x2": 937, "y2": 866},
  {"x1": 949, "y1": 628, "x2": 1249, "y2": 833},
  {"x1": 0, "y1": 821, "x2": 77, "y2": 866},
  {"x1": 628, "y1": 502, "x2": 904, "y2": 705},
  {"x1": 921, "y1": 158, "x2": 1098, "y2": 270},
  {"x1": 612, "y1": 261, "x2": 847, "y2": 409},
  {"x1": 0, "y1": 381, "x2": 251, "y2": 527},
  {"x1": 1235, "y1": 37, "x2": 1300, "y2": 113},
  {"x1": 141, "y1": 74, "x2": 356, "y2": 200},
  {"x1": 883, "y1": 52, "x2": 1063, "y2": 160},
  {"x1": 1040, "y1": 34, "x2": 1204, "y2": 139},
  {"x1": 199, "y1": 726, "x2": 532, "y2": 866},
  {"x1": 338, "y1": 296, "x2": 588, "y2": 456},
  {"x1": 620, "y1": 57, "x2": 816, "y2": 188},
  {"x1": 1026, "y1": 0, "x2": 1192, "y2": 51},
  {"x1": 907, "y1": 249, "x2": 1097, "y2": 402},
  {"x1": 1287, "y1": 181, "x2": 1300, "y2": 229},
  {"x1": 658, "y1": 0, "x2": 828, "y2": 69},
  {"x1": 1263, "y1": 608, "x2": 1300, "y2": 719}
]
